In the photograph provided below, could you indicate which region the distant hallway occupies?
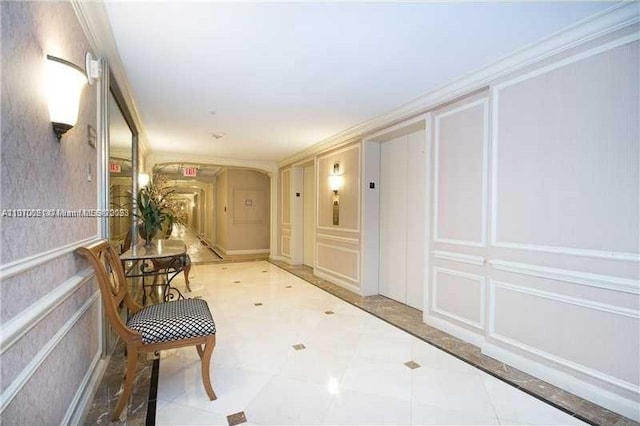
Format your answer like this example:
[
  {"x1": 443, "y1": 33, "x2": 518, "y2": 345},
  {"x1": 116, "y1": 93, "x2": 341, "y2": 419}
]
[{"x1": 170, "y1": 223, "x2": 222, "y2": 263}]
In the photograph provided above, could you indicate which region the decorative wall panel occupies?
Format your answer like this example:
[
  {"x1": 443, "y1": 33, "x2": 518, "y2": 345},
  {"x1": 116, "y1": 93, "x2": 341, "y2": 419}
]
[
  {"x1": 492, "y1": 40, "x2": 639, "y2": 259},
  {"x1": 316, "y1": 242, "x2": 359, "y2": 283},
  {"x1": 490, "y1": 280, "x2": 639, "y2": 390},
  {"x1": 434, "y1": 99, "x2": 487, "y2": 247},
  {"x1": 432, "y1": 267, "x2": 484, "y2": 329}
]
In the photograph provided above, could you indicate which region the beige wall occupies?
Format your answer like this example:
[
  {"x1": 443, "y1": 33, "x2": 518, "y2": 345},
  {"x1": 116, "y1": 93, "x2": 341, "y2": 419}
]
[
  {"x1": 0, "y1": 2, "x2": 101, "y2": 424},
  {"x1": 215, "y1": 168, "x2": 270, "y2": 254},
  {"x1": 278, "y1": 142, "x2": 362, "y2": 291},
  {"x1": 279, "y1": 168, "x2": 291, "y2": 258},
  {"x1": 215, "y1": 169, "x2": 228, "y2": 250},
  {"x1": 315, "y1": 143, "x2": 362, "y2": 290}
]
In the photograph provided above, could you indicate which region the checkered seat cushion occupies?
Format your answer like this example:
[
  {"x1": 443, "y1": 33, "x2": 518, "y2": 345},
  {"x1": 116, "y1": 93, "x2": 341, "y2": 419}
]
[{"x1": 127, "y1": 299, "x2": 216, "y2": 344}]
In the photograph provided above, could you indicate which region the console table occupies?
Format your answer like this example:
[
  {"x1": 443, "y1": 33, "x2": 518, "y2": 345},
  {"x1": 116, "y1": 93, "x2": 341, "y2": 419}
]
[{"x1": 120, "y1": 239, "x2": 189, "y2": 305}]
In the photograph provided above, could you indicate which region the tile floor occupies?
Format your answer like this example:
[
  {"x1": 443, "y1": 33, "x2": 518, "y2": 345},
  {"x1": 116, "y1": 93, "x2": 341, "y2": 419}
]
[{"x1": 153, "y1": 261, "x2": 590, "y2": 425}]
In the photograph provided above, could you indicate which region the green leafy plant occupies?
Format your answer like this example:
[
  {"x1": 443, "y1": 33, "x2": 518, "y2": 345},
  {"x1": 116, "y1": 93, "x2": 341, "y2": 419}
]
[{"x1": 136, "y1": 183, "x2": 174, "y2": 246}]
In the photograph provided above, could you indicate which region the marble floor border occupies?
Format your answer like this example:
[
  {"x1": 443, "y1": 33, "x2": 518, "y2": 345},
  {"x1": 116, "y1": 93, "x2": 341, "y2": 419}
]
[
  {"x1": 145, "y1": 359, "x2": 160, "y2": 426},
  {"x1": 269, "y1": 260, "x2": 638, "y2": 426},
  {"x1": 83, "y1": 342, "x2": 155, "y2": 426}
]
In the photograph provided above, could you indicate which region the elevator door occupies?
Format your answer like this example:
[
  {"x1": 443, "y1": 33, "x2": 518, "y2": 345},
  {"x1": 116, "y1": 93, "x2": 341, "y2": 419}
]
[{"x1": 379, "y1": 130, "x2": 425, "y2": 310}]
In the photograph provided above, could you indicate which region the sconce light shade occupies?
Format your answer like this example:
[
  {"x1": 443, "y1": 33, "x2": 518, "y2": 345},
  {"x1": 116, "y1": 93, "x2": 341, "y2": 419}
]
[
  {"x1": 329, "y1": 162, "x2": 343, "y2": 193},
  {"x1": 329, "y1": 174, "x2": 343, "y2": 193},
  {"x1": 46, "y1": 55, "x2": 87, "y2": 140},
  {"x1": 138, "y1": 173, "x2": 150, "y2": 188}
]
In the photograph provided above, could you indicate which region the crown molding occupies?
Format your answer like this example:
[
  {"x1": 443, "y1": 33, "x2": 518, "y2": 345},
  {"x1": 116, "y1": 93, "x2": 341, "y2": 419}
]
[
  {"x1": 149, "y1": 151, "x2": 278, "y2": 174},
  {"x1": 278, "y1": 2, "x2": 640, "y2": 167},
  {"x1": 71, "y1": 0, "x2": 151, "y2": 155}
]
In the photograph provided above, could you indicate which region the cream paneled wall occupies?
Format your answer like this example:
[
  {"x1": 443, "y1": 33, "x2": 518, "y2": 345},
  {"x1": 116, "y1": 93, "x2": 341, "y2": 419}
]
[
  {"x1": 433, "y1": 98, "x2": 487, "y2": 247},
  {"x1": 483, "y1": 35, "x2": 639, "y2": 419},
  {"x1": 491, "y1": 39, "x2": 638, "y2": 257},
  {"x1": 314, "y1": 143, "x2": 361, "y2": 291},
  {"x1": 216, "y1": 169, "x2": 229, "y2": 250},
  {"x1": 278, "y1": 143, "x2": 362, "y2": 292},
  {"x1": 426, "y1": 33, "x2": 640, "y2": 420},
  {"x1": 276, "y1": 12, "x2": 639, "y2": 420},
  {"x1": 280, "y1": 17, "x2": 640, "y2": 420},
  {"x1": 279, "y1": 168, "x2": 291, "y2": 259},
  {"x1": 0, "y1": 2, "x2": 102, "y2": 424},
  {"x1": 428, "y1": 92, "x2": 489, "y2": 342}
]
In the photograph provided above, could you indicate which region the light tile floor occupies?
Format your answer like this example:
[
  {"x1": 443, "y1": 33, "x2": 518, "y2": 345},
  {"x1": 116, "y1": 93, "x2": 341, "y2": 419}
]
[{"x1": 155, "y1": 261, "x2": 586, "y2": 426}]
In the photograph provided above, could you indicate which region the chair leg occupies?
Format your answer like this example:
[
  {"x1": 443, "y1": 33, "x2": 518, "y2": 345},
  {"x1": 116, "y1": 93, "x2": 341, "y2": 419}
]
[
  {"x1": 184, "y1": 262, "x2": 192, "y2": 292},
  {"x1": 196, "y1": 343, "x2": 204, "y2": 359},
  {"x1": 200, "y1": 335, "x2": 217, "y2": 400},
  {"x1": 112, "y1": 345, "x2": 138, "y2": 421}
]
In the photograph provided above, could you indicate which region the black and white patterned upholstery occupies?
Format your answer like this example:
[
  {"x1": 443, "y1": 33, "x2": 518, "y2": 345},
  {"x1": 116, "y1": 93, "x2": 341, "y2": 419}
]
[{"x1": 127, "y1": 298, "x2": 216, "y2": 344}]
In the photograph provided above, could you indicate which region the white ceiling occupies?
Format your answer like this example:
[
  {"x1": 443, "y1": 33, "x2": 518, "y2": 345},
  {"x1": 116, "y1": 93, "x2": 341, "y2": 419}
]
[{"x1": 104, "y1": 2, "x2": 612, "y2": 163}]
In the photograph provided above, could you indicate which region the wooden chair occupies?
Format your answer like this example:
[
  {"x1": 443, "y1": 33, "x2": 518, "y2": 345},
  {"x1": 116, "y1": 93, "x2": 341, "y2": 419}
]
[{"x1": 76, "y1": 240, "x2": 216, "y2": 421}]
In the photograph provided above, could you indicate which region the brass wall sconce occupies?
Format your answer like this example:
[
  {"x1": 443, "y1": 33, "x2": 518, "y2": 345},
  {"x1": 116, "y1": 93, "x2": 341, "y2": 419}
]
[
  {"x1": 46, "y1": 53, "x2": 101, "y2": 141},
  {"x1": 329, "y1": 162, "x2": 343, "y2": 226}
]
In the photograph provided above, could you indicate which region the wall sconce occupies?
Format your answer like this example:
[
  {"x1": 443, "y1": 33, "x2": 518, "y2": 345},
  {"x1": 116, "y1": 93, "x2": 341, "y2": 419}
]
[
  {"x1": 329, "y1": 162, "x2": 343, "y2": 225},
  {"x1": 46, "y1": 53, "x2": 101, "y2": 141},
  {"x1": 329, "y1": 162, "x2": 343, "y2": 194},
  {"x1": 329, "y1": 175, "x2": 343, "y2": 194},
  {"x1": 138, "y1": 173, "x2": 150, "y2": 188}
]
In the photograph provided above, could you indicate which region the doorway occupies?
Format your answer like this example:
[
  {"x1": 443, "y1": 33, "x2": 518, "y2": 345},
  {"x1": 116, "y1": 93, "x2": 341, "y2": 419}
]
[{"x1": 362, "y1": 116, "x2": 429, "y2": 311}]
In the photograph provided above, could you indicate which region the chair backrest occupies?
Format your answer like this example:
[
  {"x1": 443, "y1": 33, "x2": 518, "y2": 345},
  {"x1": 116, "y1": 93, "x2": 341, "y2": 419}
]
[{"x1": 76, "y1": 240, "x2": 142, "y2": 343}]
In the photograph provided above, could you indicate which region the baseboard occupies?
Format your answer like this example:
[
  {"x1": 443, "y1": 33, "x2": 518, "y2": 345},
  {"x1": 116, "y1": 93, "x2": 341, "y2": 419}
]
[
  {"x1": 212, "y1": 244, "x2": 227, "y2": 255},
  {"x1": 62, "y1": 352, "x2": 109, "y2": 425},
  {"x1": 213, "y1": 242, "x2": 271, "y2": 257},
  {"x1": 223, "y1": 248, "x2": 270, "y2": 256},
  {"x1": 314, "y1": 270, "x2": 362, "y2": 295},
  {"x1": 482, "y1": 342, "x2": 640, "y2": 422},
  {"x1": 423, "y1": 313, "x2": 485, "y2": 347}
]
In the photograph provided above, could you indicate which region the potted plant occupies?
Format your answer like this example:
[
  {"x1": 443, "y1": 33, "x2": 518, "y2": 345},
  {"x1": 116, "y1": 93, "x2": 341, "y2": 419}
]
[{"x1": 136, "y1": 183, "x2": 174, "y2": 246}]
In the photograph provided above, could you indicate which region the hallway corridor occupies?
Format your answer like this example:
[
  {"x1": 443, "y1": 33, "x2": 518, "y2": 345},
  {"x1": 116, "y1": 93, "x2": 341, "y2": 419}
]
[{"x1": 169, "y1": 224, "x2": 221, "y2": 264}]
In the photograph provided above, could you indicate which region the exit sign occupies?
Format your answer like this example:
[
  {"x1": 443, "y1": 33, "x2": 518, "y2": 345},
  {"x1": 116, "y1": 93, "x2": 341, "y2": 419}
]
[
  {"x1": 109, "y1": 162, "x2": 121, "y2": 173},
  {"x1": 183, "y1": 167, "x2": 197, "y2": 177}
]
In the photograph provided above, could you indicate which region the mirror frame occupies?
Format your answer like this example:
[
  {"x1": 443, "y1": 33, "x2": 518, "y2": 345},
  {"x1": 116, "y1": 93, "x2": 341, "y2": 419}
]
[{"x1": 102, "y1": 68, "x2": 140, "y2": 245}]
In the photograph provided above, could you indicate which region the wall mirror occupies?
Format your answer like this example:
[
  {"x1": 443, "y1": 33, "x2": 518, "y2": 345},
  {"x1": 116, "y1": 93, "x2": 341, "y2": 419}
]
[
  {"x1": 108, "y1": 89, "x2": 133, "y2": 251},
  {"x1": 103, "y1": 73, "x2": 139, "y2": 356}
]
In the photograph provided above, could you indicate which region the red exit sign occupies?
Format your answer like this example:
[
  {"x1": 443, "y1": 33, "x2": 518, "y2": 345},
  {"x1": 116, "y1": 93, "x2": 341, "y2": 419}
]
[
  {"x1": 183, "y1": 167, "x2": 198, "y2": 177},
  {"x1": 109, "y1": 162, "x2": 121, "y2": 173}
]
